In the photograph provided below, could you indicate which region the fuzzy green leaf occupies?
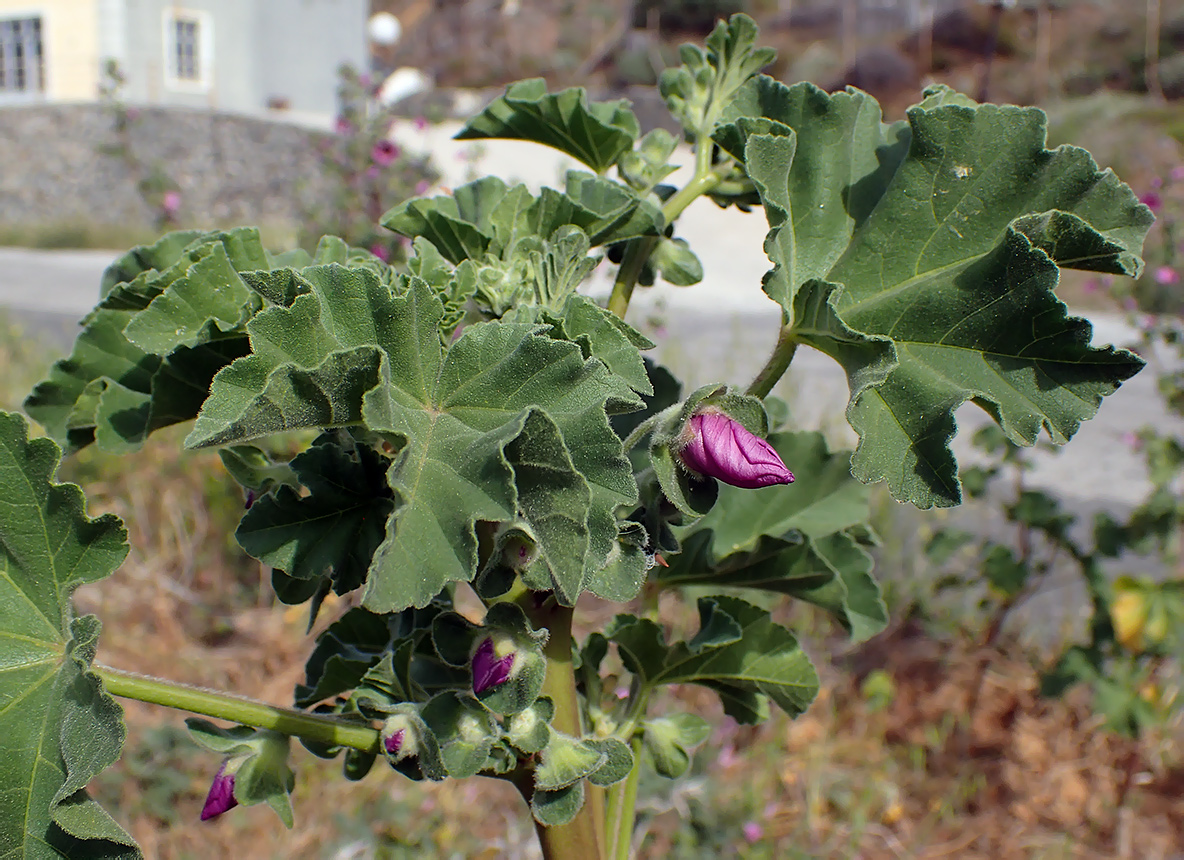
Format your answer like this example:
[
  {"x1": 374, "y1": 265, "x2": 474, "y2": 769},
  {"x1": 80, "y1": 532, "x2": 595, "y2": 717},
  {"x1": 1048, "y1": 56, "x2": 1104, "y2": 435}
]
[
  {"x1": 0, "y1": 412, "x2": 140, "y2": 858},
  {"x1": 455, "y1": 78, "x2": 639, "y2": 173},
  {"x1": 741, "y1": 82, "x2": 1152, "y2": 507},
  {"x1": 607, "y1": 595, "x2": 818, "y2": 723},
  {"x1": 662, "y1": 432, "x2": 886, "y2": 641},
  {"x1": 235, "y1": 434, "x2": 393, "y2": 601}
]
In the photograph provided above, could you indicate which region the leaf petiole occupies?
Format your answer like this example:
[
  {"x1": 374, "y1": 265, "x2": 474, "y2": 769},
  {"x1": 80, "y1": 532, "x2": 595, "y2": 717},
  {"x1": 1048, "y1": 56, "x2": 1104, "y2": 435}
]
[
  {"x1": 746, "y1": 322, "x2": 798, "y2": 399},
  {"x1": 96, "y1": 665, "x2": 381, "y2": 753}
]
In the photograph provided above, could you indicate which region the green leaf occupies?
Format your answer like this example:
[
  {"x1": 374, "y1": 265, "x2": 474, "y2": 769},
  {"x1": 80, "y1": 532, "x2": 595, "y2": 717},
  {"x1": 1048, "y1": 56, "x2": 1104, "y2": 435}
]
[
  {"x1": 99, "y1": 229, "x2": 210, "y2": 296},
  {"x1": 660, "y1": 14, "x2": 776, "y2": 140},
  {"x1": 556, "y1": 295, "x2": 654, "y2": 395},
  {"x1": 360, "y1": 300, "x2": 642, "y2": 611},
  {"x1": 743, "y1": 83, "x2": 1152, "y2": 508},
  {"x1": 650, "y1": 237, "x2": 703, "y2": 287},
  {"x1": 235, "y1": 434, "x2": 393, "y2": 602},
  {"x1": 294, "y1": 608, "x2": 401, "y2": 707},
  {"x1": 455, "y1": 78, "x2": 639, "y2": 173},
  {"x1": 24, "y1": 231, "x2": 271, "y2": 452},
  {"x1": 217, "y1": 445, "x2": 298, "y2": 495},
  {"x1": 381, "y1": 174, "x2": 662, "y2": 269},
  {"x1": 534, "y1": 732, "x2": 606, "y2": 790},
  {"x1": 185, "y1": 721, "x2": 296, "y2": 827},
  {"x1": 619, "y1": 128, "x2": 680, "y2": 192},
  {"x1": 585, "y1": 737, "x2": 634, "y2": 787},
  {"x1": 642, "y1": 713, "x2": 711, "y2": 779},
  {"x1": 607, "y1": 595, "x2": 818, "y2": 723},
  {"x1": 0, "y1": 411, "x2": 140, "y2": 858},
  {"x1": 530, "y1": 781, "x2": 585, "y2": 827},
  {"x1": 121, "y1": 230, "x2": 268, "y2": 354},
  {"x1": 719, "y1": 78, "x2": 909, "y2": 314},
  {"x1": 658, "y1": 431, "x2": 885, "y2": 639},
  {"x1": 419, "y1": 693, "x2": 498, "y2": 779}
]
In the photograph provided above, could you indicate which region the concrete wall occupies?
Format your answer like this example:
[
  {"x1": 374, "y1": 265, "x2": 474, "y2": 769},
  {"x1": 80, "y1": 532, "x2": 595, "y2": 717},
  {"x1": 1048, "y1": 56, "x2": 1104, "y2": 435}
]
[
  {"x1": 254, "y1": 0, "x2": 368, "y2": 115},
  {"x1": 0, "y1": 103, "x2": 332, "y2": 230}
]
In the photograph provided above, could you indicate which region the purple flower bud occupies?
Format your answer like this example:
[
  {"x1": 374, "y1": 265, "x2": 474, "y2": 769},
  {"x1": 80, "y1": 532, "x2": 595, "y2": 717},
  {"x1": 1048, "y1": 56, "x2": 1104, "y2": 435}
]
[
  {"x1": 677, "y1": 411, "x2": 794, "y2": 489},
  {"x1": 200, "y1": 759, "x2": 239, "y2": 821},
  {"x1": 371, "y1": 139, "x2": 399, "y2": 167},
  {"x1": 383, "y1": 728, "x2": 404, "y2": 755},
  {"x1": 472, "y1": 637, "x2": 515, "y2": 696}
]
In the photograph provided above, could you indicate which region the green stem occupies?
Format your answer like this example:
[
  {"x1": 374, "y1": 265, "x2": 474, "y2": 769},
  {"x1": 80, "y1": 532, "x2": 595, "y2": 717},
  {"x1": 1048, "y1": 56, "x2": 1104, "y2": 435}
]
[
  {"x1": 746, "y1": 323, "x2": 798, "y2": 399},
  {"x1": 607, "y1": 736, "x2": 645, "y2": 860},
  {"x1": 523, "y1": 601, "x2": 604, "y2": 860},
  {"x1": 97, "y1": 665, "x2": 380, "y2": 753},
  {"x1": 606, "y1": 237, "x2": 658, "y2": 320},
  {"x1": 619, "y1": 408, "x2": 674, "y2": 455},
  {"x1": 605, "y1": 156, "x2": 724, "y2": 321}
]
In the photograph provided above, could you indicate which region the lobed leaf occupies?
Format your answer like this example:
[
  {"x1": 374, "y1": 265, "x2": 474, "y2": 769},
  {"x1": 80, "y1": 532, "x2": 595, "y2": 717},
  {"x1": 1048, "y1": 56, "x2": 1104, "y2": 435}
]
[
  {"x1": 607, "y1": 595, "x2": 818, "y2": 723},
  {"x1": 454, "y1": 78, "x2": 639, "y2": 173},
  {"x1": 739, "y1": 81, "x2": 1152, "y2": 507},
  {"x1": 0, "y1": 411, "x2": 140, "y2": 858}
]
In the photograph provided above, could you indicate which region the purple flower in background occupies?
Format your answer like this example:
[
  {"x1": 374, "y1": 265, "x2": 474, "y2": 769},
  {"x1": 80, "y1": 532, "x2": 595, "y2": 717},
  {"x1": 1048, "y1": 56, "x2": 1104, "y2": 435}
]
[
  {"x1": 162, "y1": 190, "x2": 181, "y2": 215},
  {"x1": 1140, "y1": 191, "x2": 1162, "y2": 211},
  {"x1": 369, "y1": 243, "x2": 390, "y2": 263},
  {"x1": 678, "y1": 411, "x2": 794, "y2": 489},
  {"x1": 334, "y1": 115, "x2": 353, "y2": 136},
  {"x1": 415, "y1": 179, "x2": 432, "y2": 195},
  {"x1": 414, "y1": 115, "x2": 429, "y2": 131},
  {"x1": 1154, "y1": 266, "x2": 1179, "y2": 285},
  {"x1": 1172, "y1": 166, "x2": 1184, "y2": 182},
  {"x1": 371, "y1": 139, "x2": 399, "y2": 167},
  {"x1": 124, "y1": 107, "x2": 141, "y2": 121},
  {"x1": 199, "y1": 759, "x2": 239, "y2": 821},
  {"x1": 1082, "y1": 278, "x2": 1099, "y2": 294},
  {"x1": 742, "y1": 821, "x2": 764, "y2": 843},
  {"x1": 472, "y1": 637, "x2": 514, "y2": 696}
]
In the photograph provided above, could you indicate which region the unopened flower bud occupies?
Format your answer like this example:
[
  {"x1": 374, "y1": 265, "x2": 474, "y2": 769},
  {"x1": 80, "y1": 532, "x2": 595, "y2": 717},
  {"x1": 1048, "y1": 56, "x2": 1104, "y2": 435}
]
[
  {"x1": 380, "y1": 715, "x2": 418, "y2": 762},
  {"x1": 677, "y1": 411, "x2": 794, "y2": 489},
  {"x1": 472, "y1": 636, "x2": 515, "y2": 696},
  {"x1": 199, "y1": 758, "x2": 240, "y2": 821}
]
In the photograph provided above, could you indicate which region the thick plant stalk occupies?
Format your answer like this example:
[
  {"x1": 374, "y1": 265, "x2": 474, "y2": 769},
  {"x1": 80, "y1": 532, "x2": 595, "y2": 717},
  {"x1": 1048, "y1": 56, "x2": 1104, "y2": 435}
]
[{"x1": 525, "y1": 602, "x2": 605, "y2": 860}]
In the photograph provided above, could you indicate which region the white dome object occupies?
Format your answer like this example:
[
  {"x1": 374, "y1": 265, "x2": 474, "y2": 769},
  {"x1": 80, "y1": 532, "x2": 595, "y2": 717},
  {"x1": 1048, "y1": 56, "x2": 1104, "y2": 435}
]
[
  {"x1": 377, "y1": 67, "x2": 433, "y2": 106},
  {"x1": 368, "y1": 12, "x2": 402, "y2": 46}
]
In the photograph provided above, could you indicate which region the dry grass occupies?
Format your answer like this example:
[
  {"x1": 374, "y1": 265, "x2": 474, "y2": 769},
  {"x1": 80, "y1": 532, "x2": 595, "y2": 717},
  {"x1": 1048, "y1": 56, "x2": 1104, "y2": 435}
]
[{"x1": 65, "y1": 444, "x2": 1184, "y2": 860}]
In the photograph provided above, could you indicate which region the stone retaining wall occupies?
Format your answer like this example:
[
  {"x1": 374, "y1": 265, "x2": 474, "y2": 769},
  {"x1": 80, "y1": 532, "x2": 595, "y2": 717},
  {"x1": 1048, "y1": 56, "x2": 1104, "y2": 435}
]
[{"x1": 0, "y1": 104, "x2": 331, "y2": 232}]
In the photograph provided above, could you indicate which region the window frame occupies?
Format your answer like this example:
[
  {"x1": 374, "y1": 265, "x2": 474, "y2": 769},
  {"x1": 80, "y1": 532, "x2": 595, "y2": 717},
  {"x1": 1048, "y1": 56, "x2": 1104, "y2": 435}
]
[
  {"x1": 161, "y1": 7, "x2": 212, "y2": 93},
  {"x1": 0, "y1": 11, "x2": 46, "y2": 103}
]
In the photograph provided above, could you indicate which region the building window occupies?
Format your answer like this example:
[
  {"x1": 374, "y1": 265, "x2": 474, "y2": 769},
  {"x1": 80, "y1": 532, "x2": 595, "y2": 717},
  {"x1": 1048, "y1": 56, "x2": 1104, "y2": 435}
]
[
  {"x1": 163, "y1": 10, "x2": 212, "y2": 91},
  {"x1": 0, "y1": 17, "x2": 45, "y2": 96},
  {"x1": 173, "y1": 17, "x2": 199, "y2": 81}
]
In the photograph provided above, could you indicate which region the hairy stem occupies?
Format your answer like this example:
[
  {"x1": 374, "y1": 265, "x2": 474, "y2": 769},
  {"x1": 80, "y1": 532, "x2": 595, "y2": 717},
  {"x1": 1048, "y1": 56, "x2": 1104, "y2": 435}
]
[
  {"x1": 746, "y1": 322, "x2": 798, "y2": 399},
  {"x1": 97, "y1": 665, "x2": 380, "y2": 752},
  {"x1": 522, "y1": 601, "x2": 605, "y2": 860}
]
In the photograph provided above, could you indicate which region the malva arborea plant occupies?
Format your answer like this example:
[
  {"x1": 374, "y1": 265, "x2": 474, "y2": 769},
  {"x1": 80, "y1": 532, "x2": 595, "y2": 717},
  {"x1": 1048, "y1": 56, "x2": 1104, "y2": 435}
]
[{"x1": 1, "y1": 15, "x2": 1155, "y2": 860}]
